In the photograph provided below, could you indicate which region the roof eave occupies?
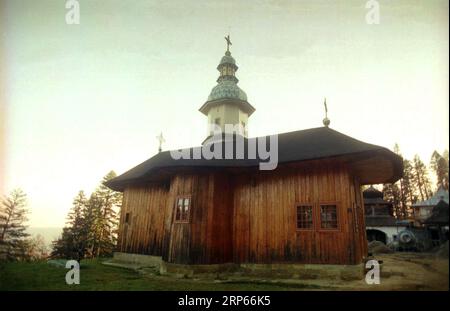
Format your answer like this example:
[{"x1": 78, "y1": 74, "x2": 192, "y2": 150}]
[{"x1": 199, "y1": 98, "x2": 256, "y2": 116}]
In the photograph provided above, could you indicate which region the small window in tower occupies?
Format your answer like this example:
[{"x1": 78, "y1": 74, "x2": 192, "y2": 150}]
[
  {"x1": 215, "y1": 118, "x2": 221, "y2": 126},
  {"x1": 320, "y1": 204, "x2": 338, "y2": 229},
  {"x1": 174, "y1": 196, "x2": 191, "y2": 223},
  {"x1": 296, "y1": 205, "x2": 313, "y2": 229},
  {"x1": 241, "y1": 121, "x2": 247, "y2": 136},
  {"x1": 125, "y1": 212, "x2": 131, "y2": 224}
]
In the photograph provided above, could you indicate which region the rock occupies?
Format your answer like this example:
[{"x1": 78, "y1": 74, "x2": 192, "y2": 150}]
[
  {"x1": 368, "y1": 240, "x2": 394, "y2": 254},
  {"x1": 387, "y1": 241, "x2": 398, "y2": 251}
]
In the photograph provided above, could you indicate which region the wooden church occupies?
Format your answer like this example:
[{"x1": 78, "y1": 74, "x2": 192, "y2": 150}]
[{"x1": 106, "y1": 38, "x2": 403, "y2": 266}]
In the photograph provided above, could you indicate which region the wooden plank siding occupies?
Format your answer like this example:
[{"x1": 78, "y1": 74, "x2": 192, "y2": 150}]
[
  {"x1": 116, "y1": 159, "x2": 368, "y2": 265},
  {"x1": 117, "y1": 184, "x2": 169, "y2": 255},
  {"x1": 232, "y1": 160, "x2": 365, "y2": 264}
]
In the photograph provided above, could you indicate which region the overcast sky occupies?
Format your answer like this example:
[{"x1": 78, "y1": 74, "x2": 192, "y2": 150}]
[{"x1": 1, "y1": 0, "x2": 448, "y2": 227}]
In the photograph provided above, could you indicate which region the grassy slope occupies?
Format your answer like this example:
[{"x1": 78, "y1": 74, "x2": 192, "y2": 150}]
[{"x1": 0, "y1": 260, "x2": 308, "y2": 291}]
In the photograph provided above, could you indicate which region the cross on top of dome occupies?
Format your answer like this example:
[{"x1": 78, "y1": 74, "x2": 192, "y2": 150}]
[{"x1": 225, "y1": 34, "x2": 232, "y2": 54}]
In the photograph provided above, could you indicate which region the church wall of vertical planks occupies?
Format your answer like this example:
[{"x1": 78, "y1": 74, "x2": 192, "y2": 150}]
[{"x1": 106, "y1": 37, "x2": 402, "y2": 266}]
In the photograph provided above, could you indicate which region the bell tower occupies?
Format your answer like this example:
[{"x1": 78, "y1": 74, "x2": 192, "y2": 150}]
[{"x1": 199, "y1": 35, "x2": 255, "y2": 139}]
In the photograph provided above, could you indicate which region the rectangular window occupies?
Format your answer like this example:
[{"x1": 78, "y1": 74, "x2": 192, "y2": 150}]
[
  {"x1": 125, "y1": 212, "x2": 130, "y2": 224},
  {"x1": 174, "y1": 196, "x2": 191, "y2": 223},
  {"x1": 320, "y1": 204, "x2": 338, "y2": 229},
  {"x1": 241, "y1": 121, "x2": 248, "y2": 136},
  {"x1": 296, "y1": 205, "x2": 313, "y2": 229}
]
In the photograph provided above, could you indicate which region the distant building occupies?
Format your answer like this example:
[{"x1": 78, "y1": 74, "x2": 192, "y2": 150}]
[
  {"x1": 412, "y1": 187, "x2": 449, "y2": 226},
  {"x1": 364, "y1": 186, "x2": 407, "y2": 244},
  {"x1": 423, "y1": 199, "x2": 449, "y2": 245}
]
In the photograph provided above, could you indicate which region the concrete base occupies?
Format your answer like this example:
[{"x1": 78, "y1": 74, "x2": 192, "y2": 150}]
[
  {"x1": 107, "y1": 252, "x2": 162, "y2": 268},
  {"x1": 160, "y1": 262, "x2": 240, "y2": 278},
  {"x1": 105, "y1": 252, "x2": 365, "y2": 281},
  {"x1": 239, "y1": 263, "x2": 365, "y2": 281}
]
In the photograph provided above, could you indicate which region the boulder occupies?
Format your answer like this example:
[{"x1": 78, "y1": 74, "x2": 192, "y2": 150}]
[{"x1": 368, "y1": 240, "x2": 394, "y2": 254}]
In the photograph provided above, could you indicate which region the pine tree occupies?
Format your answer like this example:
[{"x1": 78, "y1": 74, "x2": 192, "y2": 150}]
[
  {"x1": 84, "y1": 193, "x2": 103, "y2": 258},
  {"x1": 69, "y1": 191, "x2": 90, "y2": 260},
  {"x1": 0, "y1": 189, "x2": 30, "y2": 260},
  {"x1": 390, "y1": 144, "x2": 415, "y2": 219},
  {"x1": 412, "y1": 154, "x2": 432, "y2": 201},
  {"x1": 67, "y1": 191, "x2": 87, "y2": 228},
  {"x1": 401, "y1": 159, "x2": 417, "y2": 216},
  {"x1": 383, "y1": 183, "x2": 402, "y2": 218},
  {"x1": 430, "y1": 150, "x2": 449, "y2": 190},
  {"x1": 51, "y1": 171, "x2": 122, "y2": 260},
  {"x1": 91, "y1": 171, "x2": 122, "y2": 257},
  {"x1": 51, "y1": 191, "x2": 89, "y2": 261},
  {"x1": 51, "y1": 227, "x2": 81, "y2": 260}
]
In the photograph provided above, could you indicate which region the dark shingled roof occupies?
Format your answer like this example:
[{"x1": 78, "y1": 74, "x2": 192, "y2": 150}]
[
  {"x1": 363, "y1": 187, "x2": 391, "y2": 205},
  {"x1": 106, "y1": 127, "x2": 403, "y2": 191},
  {"x1": 363, "y1": 186, "x2": 384, "y2": 199},
  {"x1": 424, "y1": 200, "x2": 449, "y2": 225}
]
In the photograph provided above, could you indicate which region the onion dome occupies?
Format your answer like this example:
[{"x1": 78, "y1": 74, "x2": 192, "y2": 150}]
[
  {"x1": 199, "y1": 37, "x2": 255, "y2": 116},
  {"x1": 206, "y1": 50, "x2": 247, "y2": 102}
]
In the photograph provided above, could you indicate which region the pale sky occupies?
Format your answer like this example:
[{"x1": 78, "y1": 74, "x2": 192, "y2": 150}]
[{"x1": 1, "y1": 0, "x2": 448, "y2": 227}]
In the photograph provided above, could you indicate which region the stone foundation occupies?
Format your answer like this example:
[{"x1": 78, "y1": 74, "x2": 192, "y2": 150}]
[
  {"x1": 111, "y1": 252, "x2": 162, "y2": 268},
  {"x1": 106, "y1": 252, "x2": 365, "y2": 281}
]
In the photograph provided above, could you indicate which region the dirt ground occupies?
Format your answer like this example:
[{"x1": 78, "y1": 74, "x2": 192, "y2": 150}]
[
  {"x1": 270, "y1": 252, "x2": 449, "y2": 290},
  {"x1": 285, "y1": 252, "x2": 448, "y2": 291},
  {"x1": 358, "y1": 252, "x2": 449, "y2": 291}
]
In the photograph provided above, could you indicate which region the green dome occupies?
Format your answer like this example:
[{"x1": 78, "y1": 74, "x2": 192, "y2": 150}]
[
  {"x1": 219, "y1": 54, "x2": 236, "y2": 66},
  {"x1": 207, "y1": 80, "x2": 248, "y2": 102}
]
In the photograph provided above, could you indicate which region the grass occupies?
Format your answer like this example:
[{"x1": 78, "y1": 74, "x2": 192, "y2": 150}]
[{"x1": 0, "y1": 259, "x2": 313, "y2": 291}]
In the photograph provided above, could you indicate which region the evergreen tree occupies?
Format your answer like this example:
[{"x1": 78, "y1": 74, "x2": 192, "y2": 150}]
[
  {"x1": 430, "y1": 150, "x2": 449, "y2": 190},
  {"x1": 412, "y1": 154, "x2": 432, "y2": 201},
  {"x1": 383, "y1": 183, "x2": 402, "y2": 218},
  {"x1": 51, "y1": 171, "x2": 122, "y2": 259},
  {"x1": 400, "y1": 159, "x2": 417, "y2": 216},
  {"x1": 390, "y1": 144, "x2": 414, "y2": 218},
  {"x1": 91, "y1": 171, "x2": 122, "y2": 257},
  {"x1": 51, "y1": 227, "x2": 83, "y2": 260},
  {"x1": 51, "y1": 191, "x2": 89, "y2": 261},
  {"x1": 0, "y1": 189, "x2": 30, "y2": 260},
  {"x1": 83, "y1": 193, "x2": 103, "y2": 258}
]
